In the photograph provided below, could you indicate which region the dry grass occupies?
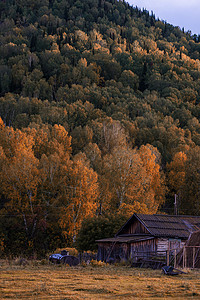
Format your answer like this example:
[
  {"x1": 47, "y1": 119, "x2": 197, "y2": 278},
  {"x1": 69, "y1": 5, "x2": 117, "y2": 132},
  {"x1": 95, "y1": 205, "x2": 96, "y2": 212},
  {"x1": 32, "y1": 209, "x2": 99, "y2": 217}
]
[{"x1": 1, "y1": 259, "x2": 200, "y2": 299}]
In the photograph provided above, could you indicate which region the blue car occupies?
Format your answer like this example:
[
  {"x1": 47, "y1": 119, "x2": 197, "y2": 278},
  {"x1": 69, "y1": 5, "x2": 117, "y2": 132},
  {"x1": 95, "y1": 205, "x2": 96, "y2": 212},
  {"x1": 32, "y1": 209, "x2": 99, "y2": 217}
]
[
  {"x1": 49, "y1": 253, "x2": 63, "y2": 264},
  {"x1": 49, "y1": 253, "x2": 79, "y2": 266}
]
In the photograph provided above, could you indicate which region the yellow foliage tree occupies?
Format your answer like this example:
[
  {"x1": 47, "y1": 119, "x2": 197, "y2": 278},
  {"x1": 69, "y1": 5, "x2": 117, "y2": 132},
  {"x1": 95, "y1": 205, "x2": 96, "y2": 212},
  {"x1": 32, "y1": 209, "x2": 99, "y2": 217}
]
[
  {"x1": 103, "y1": 144, "x2": 165, "y2": 216},
  {"x1": 167, "y1": 151, "x2": 187, "y2": 195},
  {"x1": 0, "y1": 125, "x2": 40, "y2": 238},
  {"x1": 138, "y1": 144, "x2": 166, "y2": 212},
  {"x1": 59, "y1": 153, "x2": 99, "y2": 242}
]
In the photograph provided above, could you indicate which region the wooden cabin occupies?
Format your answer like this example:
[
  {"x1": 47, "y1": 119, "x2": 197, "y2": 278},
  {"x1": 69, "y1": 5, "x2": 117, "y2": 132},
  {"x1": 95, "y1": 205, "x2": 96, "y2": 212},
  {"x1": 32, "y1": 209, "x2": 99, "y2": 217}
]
[{"x1": 97, "y1": 213, "x2": 200, "y2": 263}]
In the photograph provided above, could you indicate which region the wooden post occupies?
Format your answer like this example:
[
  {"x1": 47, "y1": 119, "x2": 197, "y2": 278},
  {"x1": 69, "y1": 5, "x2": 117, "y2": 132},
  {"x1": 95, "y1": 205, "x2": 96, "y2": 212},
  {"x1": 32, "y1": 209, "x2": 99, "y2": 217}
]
[
  {"x1": 193, "y1": 247, "x2": 195, "y2": 269},
  {"x1": 185, "y1": 247, "x2": 187, "y2": 269},
  {"x1": 174, "y1": 249, "x2": 176, "y2": 268},
  {"x1": 167, "y1": 250, "x2": 169, "y2": 265},
  {"x1": 183, "y1": 247, "x2": 185, "y2": 269}
]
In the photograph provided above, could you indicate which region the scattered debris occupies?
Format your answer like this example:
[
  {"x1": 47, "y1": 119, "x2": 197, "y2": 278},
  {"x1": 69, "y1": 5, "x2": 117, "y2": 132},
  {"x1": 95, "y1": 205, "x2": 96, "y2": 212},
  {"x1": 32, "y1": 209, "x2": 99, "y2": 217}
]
[{"x1": 162, "y1": 266, "x2": 187, "y2": 276}]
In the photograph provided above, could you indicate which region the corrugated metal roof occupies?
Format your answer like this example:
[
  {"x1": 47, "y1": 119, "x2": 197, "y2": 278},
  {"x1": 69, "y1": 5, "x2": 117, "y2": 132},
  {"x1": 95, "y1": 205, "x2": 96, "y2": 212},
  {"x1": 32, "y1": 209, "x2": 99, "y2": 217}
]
[
  {"x1": 137, "y1": 214, "x2": 200, "y2": 238},
  {"x1": 117, "y1": 213, "x2": 200, "y2": 239}
]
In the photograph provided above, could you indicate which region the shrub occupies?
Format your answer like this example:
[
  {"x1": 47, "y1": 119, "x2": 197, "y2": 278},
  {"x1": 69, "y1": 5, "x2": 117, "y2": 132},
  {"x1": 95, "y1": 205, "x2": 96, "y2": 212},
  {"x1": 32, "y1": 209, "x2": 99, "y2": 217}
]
[{"x1": 90, "y1": 259, "x2": 107, "y2": 267}]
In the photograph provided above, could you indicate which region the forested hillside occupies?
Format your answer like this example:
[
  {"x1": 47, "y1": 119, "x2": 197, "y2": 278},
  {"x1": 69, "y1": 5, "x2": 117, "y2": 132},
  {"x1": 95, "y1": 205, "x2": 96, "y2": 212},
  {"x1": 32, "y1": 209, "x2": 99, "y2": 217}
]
[{"x1": 0, "y1": 0, "x2": 200, "y2": 256}]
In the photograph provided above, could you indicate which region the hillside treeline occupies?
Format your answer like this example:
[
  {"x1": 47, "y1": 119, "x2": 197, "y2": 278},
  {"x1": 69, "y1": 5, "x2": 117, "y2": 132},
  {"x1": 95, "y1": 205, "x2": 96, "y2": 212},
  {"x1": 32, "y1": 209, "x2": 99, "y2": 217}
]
[{"x1": 0, "y1": 0, "x2": 200, "y2": 255}]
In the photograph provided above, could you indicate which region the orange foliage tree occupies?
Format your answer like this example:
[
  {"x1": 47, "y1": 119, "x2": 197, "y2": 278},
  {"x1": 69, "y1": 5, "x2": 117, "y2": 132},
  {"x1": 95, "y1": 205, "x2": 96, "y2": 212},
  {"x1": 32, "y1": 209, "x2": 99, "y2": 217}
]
[
  {"x1": 0, "y1": 120, "x2": 40, "y2": 240},
  {"x1": 59, "y1": 153, "x2": 99, "y2": 242},
  {"x1": 102, "y1": 144, "x2": 165, "y2": 216},
  {"x1": 167, "y1": 151, "x2": 187, "y2": 207}
]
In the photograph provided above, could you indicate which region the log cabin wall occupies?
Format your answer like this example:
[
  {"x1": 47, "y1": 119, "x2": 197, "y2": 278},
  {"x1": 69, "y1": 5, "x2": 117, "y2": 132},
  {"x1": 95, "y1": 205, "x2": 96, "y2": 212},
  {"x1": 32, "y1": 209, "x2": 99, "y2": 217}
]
[
  {"x1": 157, "y1": 238, "x2": 186, "y2": 252},
  {"x1": 97, "y1": 243, "x2": 106, "y2": 261},
  {"x1": 120, "y1": 219, "x2": 149, "y2": 235},
  {"x1": 97, "y1": 238, "x2": 187, "y2": 262},
  {"x1": 130, "y1": 239, "x2": 157, "y2": 259},
  {"x1": 157, "y1": 238, "x2": 169, "y2": 252}
]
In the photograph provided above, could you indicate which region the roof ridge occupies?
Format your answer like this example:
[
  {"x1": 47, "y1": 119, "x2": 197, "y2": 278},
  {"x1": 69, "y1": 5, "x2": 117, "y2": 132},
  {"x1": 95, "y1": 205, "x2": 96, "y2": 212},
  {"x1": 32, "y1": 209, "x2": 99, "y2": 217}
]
[{"x1": 137, "y1": 213, "x2": 200, "y2": 218}]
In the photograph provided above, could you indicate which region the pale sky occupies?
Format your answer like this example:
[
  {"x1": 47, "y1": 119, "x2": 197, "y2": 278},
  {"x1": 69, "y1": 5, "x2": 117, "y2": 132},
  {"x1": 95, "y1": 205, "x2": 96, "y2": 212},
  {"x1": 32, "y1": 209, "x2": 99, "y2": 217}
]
[{"x1": 128, "y1": 0, "x2": 200, "y2": 35}]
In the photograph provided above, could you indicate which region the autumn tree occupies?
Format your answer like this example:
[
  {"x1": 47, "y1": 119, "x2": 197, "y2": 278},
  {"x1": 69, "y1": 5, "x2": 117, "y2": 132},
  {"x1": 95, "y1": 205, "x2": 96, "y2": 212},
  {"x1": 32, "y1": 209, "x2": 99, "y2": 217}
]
[
  {"x1": 119, "y1": 70, "x2": 139, "y2": 90},
  {"x1": 99, "y1": 119, "x2": 127, "y2": 155},
  {"x1": 102, "y1": 144, "x2": 165, "y2": 216},
  {"x1": 34, "y1": 123, "x2": 72, "y2": 244},
  {"x1": 59, "y1": 153, "x2": 99, "y2": 242},
  {"x1": 181, "y1": 147, "x2": 200, "y2": 214},
  {"x1": 138, "y1": 144, "x2": 165, "y2": 211},
  {"x1": 0, "y1": 121, "x2": 41, "y2": 249},
  {"x1": 167, "y1": 151, "x2": 187, "y2": 211}
]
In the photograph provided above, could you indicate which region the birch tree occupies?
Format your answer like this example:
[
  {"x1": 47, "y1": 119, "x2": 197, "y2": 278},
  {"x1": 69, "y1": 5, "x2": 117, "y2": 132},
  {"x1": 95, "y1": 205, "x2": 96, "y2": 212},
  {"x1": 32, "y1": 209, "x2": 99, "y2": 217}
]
[
  {"x1": 103, "y1": 145, "x2": 165, "y2": 216},
  {"x1": 59, "y1": 153, "x2": 99, "y2": 242},
  {"x1": 0, "y1": 125, "x2": 40, "y2": 240}
]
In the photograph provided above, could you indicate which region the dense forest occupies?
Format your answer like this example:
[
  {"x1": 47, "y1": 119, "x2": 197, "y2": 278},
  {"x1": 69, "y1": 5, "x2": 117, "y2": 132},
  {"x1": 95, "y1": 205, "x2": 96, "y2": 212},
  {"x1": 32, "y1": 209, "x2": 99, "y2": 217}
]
[{"x1": 0, "y1": 0, "x2": 200, "y2": 256}]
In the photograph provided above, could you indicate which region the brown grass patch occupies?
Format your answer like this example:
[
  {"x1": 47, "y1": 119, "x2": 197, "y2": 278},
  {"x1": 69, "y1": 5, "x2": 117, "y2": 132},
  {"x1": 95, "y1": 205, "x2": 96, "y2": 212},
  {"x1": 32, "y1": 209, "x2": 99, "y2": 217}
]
[{"x1": 0, "y1": 259, "x2": 200, "y2": 299}]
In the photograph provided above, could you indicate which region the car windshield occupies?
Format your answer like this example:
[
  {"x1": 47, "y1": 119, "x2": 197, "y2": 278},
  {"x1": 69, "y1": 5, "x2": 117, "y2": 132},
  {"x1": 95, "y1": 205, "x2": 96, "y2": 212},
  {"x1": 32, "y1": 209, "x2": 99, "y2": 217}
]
[{"x1": 51, "y1": 254, "x2": 63, "y2": 259}]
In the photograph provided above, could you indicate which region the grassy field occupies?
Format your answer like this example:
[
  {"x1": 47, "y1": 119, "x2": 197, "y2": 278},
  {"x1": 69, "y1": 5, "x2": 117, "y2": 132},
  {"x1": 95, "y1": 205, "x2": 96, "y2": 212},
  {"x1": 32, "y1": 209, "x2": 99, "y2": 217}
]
[{"x1": 1, "y1": 260, "x2": 200, "y2": 299}]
